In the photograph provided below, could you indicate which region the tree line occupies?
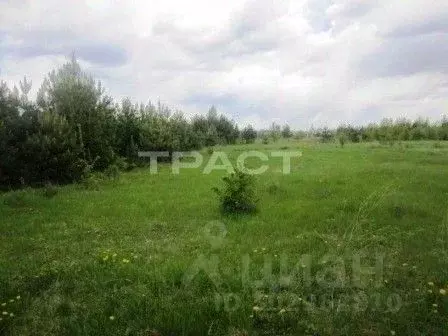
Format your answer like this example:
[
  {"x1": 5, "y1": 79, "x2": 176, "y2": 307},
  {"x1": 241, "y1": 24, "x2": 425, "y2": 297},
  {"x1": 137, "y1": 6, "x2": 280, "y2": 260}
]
[
  {"x1": 1, "y1": 57, "x2": 446, "y2": 189},
  {"x1": 314, "y1": 118, "x2": 448, "y2": 144},
  {"x1": 0, "y1": 58, "x2": 240, "y2": 189}
]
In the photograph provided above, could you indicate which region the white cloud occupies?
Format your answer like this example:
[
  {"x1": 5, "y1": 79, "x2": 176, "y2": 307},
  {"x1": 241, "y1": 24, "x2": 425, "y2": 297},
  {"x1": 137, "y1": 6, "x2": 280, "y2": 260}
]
[{"x1": 1, "y1": 0, "x2": 447, "y2": 129}]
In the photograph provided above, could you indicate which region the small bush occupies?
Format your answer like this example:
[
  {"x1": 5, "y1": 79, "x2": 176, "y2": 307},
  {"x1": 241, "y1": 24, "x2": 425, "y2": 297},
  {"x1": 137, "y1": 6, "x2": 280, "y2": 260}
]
[
  {"x1": 433, "y1": 142, "x2": 443, "y2": 149},
  {"x1": 262, "y1": 136, "x2": 269, "y2": 145},
  {"x1": 213, "y1": 168, "x2": 258, "y2": 214},
  {"x1": 207, "y1": 147, "x2": 214, "y2": 155},
  {"x1": 338, "y1": 135, "x2": 346, "y2": 148},
  {"x1": 42, "y1": 183, "x2": 58, "y2": 198}
]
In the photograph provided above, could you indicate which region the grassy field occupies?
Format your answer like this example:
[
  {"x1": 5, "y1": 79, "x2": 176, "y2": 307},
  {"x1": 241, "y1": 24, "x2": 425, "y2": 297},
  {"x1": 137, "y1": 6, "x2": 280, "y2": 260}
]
[{"x1": 1, "y1": 140, "x2": 448, "y2": 335}]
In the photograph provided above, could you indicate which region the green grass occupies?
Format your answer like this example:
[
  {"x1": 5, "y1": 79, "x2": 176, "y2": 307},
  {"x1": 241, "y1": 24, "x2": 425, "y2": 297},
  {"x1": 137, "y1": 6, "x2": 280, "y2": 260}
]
[{"x1": 1, "y1": 140, "x2": 448, "y2": 335}]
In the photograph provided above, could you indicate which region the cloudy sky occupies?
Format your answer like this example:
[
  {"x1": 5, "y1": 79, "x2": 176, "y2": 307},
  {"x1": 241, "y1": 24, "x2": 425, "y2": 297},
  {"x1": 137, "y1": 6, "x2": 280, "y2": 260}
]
[{"x1": 0, "y1": 0, "x2": 447, "y2": 129}]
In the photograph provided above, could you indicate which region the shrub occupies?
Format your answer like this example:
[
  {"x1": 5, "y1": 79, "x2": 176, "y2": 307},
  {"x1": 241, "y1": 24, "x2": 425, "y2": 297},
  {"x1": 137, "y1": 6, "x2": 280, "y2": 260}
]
[
  {"x1": 207, "y1": 147, "x2": 214, "y2": 155},
  {"x1": 114, "y1": 156, "x2": 129, "y2": 171},
  {"x1": 262, "y1": 136, "x2": 269, "y2": 145},
  {"x1": 213, "y1": 168, "x2": 258, "y2": 214}
]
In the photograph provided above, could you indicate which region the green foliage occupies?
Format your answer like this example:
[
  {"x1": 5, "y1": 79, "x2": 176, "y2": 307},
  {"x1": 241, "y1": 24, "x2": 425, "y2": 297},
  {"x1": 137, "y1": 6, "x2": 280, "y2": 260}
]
[
  {"x1": 338, "y1": 134, "x2": 346, "y2": 148},
  {"x1": 241, "y1": 125, "x2": 257, "y2": 144},
  {"x1": 37, "y1": 56, "x2": 116, "y2": 170},
  {"x1": 317, "y1": 127, "x2": 334, "y2": 143},
  {"x1": 330, "y1": 117, "x2": 448, "y2": 144},
  {"x1": 294, "y1": 130, "x2": 307, "y2": 140},
  {"x1": 0, "y1": 60, "x2": 240, "y2": 189},
  {"x1": 190, "y1": 106, "x2": 239, "y2": 148},
  {"x1": 337, "y1": 125, "x2": 361, "y2": 143},
  {"x1": 269, "y1": 122, "x2": 281, "y2": 142},
  {"x1": 262, "y1": 135, "x2": 270, "y2": 144},
  {"x1": 281, "y1": 124, "x2": 292, "y2": 138},
  {"x1": 213, "y1": 168, "x2": 258, "y2": 214}
]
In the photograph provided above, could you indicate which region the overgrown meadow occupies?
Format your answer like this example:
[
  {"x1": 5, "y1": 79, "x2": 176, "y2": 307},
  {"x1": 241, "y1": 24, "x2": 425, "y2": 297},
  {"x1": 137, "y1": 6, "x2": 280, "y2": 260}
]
[{"x1": 1, "y1": 140, "x2": 448, "y2": 335}]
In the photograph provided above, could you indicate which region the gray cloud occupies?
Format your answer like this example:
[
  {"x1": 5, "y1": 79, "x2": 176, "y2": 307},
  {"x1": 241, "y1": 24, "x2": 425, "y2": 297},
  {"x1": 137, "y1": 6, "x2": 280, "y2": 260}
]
[
  {"x1": 359, "y1": 32, "x2": 448, "y2": 78},
  {"x1": 386, "y1": 15, "x2": 448, "y2": 38},
  {"x1": 1, "y1": 0, "x2": 448, "y2": 129},
  {"x1": 305, "y1": 0, "x2": 333, "y2": 32},
  {"x1": 1, "y1": 29, "x2": 128, "y2": 67}
]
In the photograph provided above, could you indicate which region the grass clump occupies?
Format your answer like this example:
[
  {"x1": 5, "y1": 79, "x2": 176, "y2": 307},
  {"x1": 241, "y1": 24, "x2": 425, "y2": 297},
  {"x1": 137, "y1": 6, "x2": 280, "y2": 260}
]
[
  {"x1": 42, "y1": 182, "x2": 58, "y2": 198},
  {"x1": 213, "y1": 168, "x2": 258, "y2": 214},
  {"x1": 3, "y1": 190, "x2": 29, "y2": 207},
  {"x1": 105, "y1": 164, "x2": 120, "y2": 181}
]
